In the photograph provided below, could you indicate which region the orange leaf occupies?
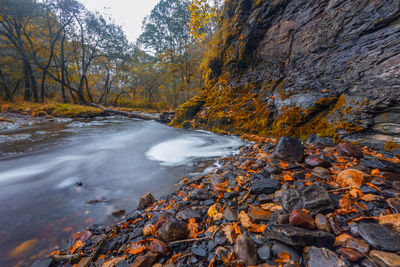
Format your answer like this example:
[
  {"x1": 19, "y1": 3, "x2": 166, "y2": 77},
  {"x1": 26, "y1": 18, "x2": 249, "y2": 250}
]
[
  {"x1": 188, "y1": 218, "x2": 199, "y2": 239},
  {"x1": 102, "y1": 256, "x2": 127, "y2": 267},
  {"x1": 70, "y1": 240, "x2": 84, "y2": 254},
  {"x1": 126, "y1": 243, "x2": 146, "y2": 255},
  {"x1": 371, "y1": 169, "x2": 380, "y2": 176}
]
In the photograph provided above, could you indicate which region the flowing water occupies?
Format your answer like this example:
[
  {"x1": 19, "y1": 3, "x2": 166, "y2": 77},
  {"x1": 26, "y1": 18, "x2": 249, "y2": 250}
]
[{"x1": 0, "y1": 117, "x2": 243, "y2": 266}]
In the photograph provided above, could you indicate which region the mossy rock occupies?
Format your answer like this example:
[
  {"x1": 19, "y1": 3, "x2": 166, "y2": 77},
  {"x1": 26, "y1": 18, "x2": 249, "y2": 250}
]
[{"x1": 170, "y1": 97, "x2": 205, "y2": 126}]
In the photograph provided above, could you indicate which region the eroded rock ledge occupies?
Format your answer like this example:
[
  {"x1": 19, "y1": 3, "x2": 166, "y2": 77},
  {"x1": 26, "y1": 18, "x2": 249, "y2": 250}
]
[{"x1": 171, "y1": 0, "x2": 400, "y2": 153}]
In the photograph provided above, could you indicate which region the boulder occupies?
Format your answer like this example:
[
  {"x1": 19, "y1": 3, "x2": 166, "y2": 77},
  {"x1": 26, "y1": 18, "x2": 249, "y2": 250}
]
[
  {"x1": 272, "y1": 137, "x2": 305, "y2": 163},
  {"x1": 138, "y1": 192, "x2": 155, "y2": 210}
]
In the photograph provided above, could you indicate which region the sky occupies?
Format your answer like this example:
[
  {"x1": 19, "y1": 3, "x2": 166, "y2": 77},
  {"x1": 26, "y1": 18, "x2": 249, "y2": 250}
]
[{"x1": 78, "y1": 0, "x2": 160, "y2": 43}]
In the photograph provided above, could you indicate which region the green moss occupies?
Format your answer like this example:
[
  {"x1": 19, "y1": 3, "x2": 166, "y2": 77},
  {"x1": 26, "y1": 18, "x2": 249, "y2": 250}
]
[
  {"x1": 169, "y1": 96, "x2": 205, "y2": 126},
  {"x1": 385, "y1": 140, "x2": 399, "y2": 151}
]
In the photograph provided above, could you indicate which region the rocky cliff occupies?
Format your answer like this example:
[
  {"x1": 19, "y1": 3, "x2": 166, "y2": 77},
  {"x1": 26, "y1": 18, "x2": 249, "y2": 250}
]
[{"x1": 172, "y1": 0, "x2": 400, "y2": 152}]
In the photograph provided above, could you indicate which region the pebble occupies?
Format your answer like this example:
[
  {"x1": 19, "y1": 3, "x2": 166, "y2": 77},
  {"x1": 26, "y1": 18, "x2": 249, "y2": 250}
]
[
  {"x1": 257, "y1": 245, "x2": 272, "y2": 261},
  {"x1": 311, "y1": 167, "x2": 332, "y2": 180},
  {"x1": 304, "y1": 247, "x2": 347, "y2": 267},
  {"x1": 138, "y1": 192, "x2": 155, "y2": 210},
  {"x1": 336, "y1": 143, "x2": 364, "y2": 158},
  {"x1": 305, "y1": 155, "x2": 332, "y2": 169},
  {"x1": 248, "y1": 206, "x2": 271, "y2": 222},
  {"x1": 157, "y1": 219, "x2": 188, "y2": 243},
  {"x1": 338, "y1": 247, "x2": 364, "y2": 262},
  {"x1": 272, "y1": 136, "x2": 305, "y2": 163},
  {"x1": 251, "y1": 178, "x2": 280, "y2": 194},
  {"x1": 351, "y1": 223, "x2": 400, "y2": 252},
  {"x1": 223, "y1": 207, "x2": 236, "y2": 221},
  {"x1": 191, "y1": 245, "x2": 207, "y2": 257},
  {"x1": 289, "y1": 209, "x2": 315, "y2": 230},
  {"x1": 315, "y1": 214, "x2": 331, "y2": 233},
  {"x1": 336, "y1": 169, "x2": 369, "y2": 188},
  {"x1": 271, "y1": 242, "x2": 302, "y2": 263},
  {"x1": 370, "y1": 250, "x2": 400, "y2": 267},
  {"x1": 234, "y1": 234, "x2": 257, "y2": 266}
]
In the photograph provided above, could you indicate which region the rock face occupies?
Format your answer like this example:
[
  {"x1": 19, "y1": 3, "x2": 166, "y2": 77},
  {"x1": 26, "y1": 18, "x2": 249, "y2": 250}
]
[{"x1": 171, "y1": 0, "x2": 400, "y2": 149}]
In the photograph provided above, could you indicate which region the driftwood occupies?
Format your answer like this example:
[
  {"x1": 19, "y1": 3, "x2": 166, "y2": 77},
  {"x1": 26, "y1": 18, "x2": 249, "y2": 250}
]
[{"x1": 92, "y1": 103, "x2": 159, "y2": 121}]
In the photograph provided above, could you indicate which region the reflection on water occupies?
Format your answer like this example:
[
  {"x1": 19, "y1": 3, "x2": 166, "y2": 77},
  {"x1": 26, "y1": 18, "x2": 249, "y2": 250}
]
[{"x1": 0, "y1": 117, "x2": 243, "y2": 266}]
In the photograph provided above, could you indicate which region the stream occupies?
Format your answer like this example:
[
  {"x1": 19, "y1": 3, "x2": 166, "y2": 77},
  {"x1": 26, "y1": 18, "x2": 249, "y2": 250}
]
[{"x1": 0, "y1": 117, "x2": 243, "y2": 266}]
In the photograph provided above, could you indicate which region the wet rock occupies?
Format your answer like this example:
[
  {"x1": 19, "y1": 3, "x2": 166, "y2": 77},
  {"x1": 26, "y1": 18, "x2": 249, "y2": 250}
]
[
  {"x1": 265, "y1": 163, "x2": 282, "y2": 174},
  {"x1": 387, "y1": 198, "x2": 400, "y2": 214},
  {"x1": 258, "y1": 245, "x2": 272, "y2": 261},
  {"x1": 315, "y1": 214, "x2": 331, "y2": 233},
  {"x1": 336, "y1": 169, "x2": 369, "y2": 188},
  {"x1": 223, "y1": 207, "x2": 236, "y2": 222},
  {"x1": 361, "y1": 156, "x2": 400, "y2": 174},
  {"x1": 280, "y1": 184, "x2": 334, "y2": 216},
  {"x1": 266, "y1": 226, "x2": 335, "y2": 248},
  {"x1": 351, "y1": 223, "x2": 400, "y2": 252},
  {"x1": 192, "y1": 245, "x2": 207, "y2": 257},
  {"x1": 248, "y1": 206, "x2": 271, "y2": 222},
  {"x1": 251, "y1": 178, "x2": 280, "y2": 194},
  {"x1": 149, "y1": 239, "x2": 168, "y2": 255},
  {"x1": 176, "y1": 208, "x2": 202, "y2": 220},
  {"x1": 336, "y1": 143, "x2": 363, "y2": 159},
  {"x1": 338, "y1": 247, "x2": 364, "y2": 262},
  {"x1": 112, "y1": 210, "x2": 125, "y2": 217},
  {"x1": 306, "y1": 134, "x2": 334, "y2": 149},
  {"x1": 343, "y1": 236, "x2": 370, "y2": 254},
  {"x1": 370, "y1": 250, "x2": 400, "y2": 267},
  {"x1": 329, "y1": 216, "x2": 344, "y2": 236},
  {"x1": 157, "y1": 219, "x2": 188, "y2": 243},
  {"x1": 311, "y1": 167, "x2": 332, "y2": 180},
  {"x1": 189, "y1": 189, "x2": 213, "y2": 201},
  {"x1": 143, "y1": 224, "x2": 156, "y2": 237},
  {"x1": 138, "y1": 192, "x2": 155, "y2": 210},
  {"x1": 289, "y1": 209, "x2": 315, "y2": 230},
  {"x1": 272, "y1": 137, "x2": 305, "y2": 163},
  {"x1": 258, "y1": 193, "x2": 275, "y2": 203},
  {"x1": 304, "y1": 247, "x2": 347, "y2": 267},
  {"x1": 305, "y1": 155, "x2": 332, "y2": 169},
  {"x1": 131, "y1": 252, "x2": 158, "y2": 267},
  {"x1": 271, "y1": 242, "x2": 301, "y2": 263},
  {"x1": 234, "y1": 234, "x2": 257, "y2": 266}
]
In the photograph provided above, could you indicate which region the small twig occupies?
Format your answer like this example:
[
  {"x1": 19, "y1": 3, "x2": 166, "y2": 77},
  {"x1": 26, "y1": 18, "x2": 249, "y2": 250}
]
[
  {"x1": 328, "y1": 186, "x2": 353, "y2": 192},
  {"x1": 83, "y1": 228, "x2": 116, "y2": 267},
  {"x1": 50, "y1": 253, "x2": 81, "y2": 262},
  {"x1": 168, "y1": 226, "x2": 220, "y2": 247},
  {"x1": 238, "y1": 189, "x2": 251, "y2": 204}
]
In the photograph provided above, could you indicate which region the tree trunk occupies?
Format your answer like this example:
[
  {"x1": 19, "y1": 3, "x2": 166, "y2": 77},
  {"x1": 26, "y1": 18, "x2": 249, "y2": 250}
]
[{"x1": 0, "y1": 69, "x2": 12, "y2": 101}]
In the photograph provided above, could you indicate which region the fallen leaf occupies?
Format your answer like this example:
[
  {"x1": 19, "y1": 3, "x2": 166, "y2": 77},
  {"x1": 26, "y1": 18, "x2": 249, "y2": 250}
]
[
  {"x1": 126, "y1": 243, "x2": 146, "y2": 255},
  {"x1": 102, "y1": 256, "x2": 127, "y2": 267},
  {"x1": 143, "y1": 224, "x2": 156, "y2": 237},
  {"x1": 238, "y1": 211, "x2": 266, "y2": 233},
  {"x1": 188, "y1": 218, "x2": 199, "y2": 238},
  {"x1": 70, "y1": 240, "x2": 84, "y2": 254}
]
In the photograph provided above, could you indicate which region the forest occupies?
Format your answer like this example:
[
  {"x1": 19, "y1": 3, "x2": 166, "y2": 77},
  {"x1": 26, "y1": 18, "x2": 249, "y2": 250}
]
[{"x1": 0, "y1": 0, "x2": 221, "y2": 110}]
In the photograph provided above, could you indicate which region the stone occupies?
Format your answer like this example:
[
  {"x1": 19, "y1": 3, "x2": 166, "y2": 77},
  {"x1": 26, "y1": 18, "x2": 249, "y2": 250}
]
[
  {"x1": 258, "y1": 193, "x2": 275, "y2": 203},
  {"x1": 265, "y1": 162, "x2": 282, "y2": 174},
  {"x1": 248, "y1": 206, "x2": 271, "y2": 222},
  {"x1": 176, "y1": 208, "x2": 202, "y2": 220},
  {"x1": 336, "y1": 169, "x2": 369, "y2": 188},
  {"x1": 304, "y1": 247, "x2": 347, "y2": 267},
  {"x1": 361, "y1": 156, "x2": 400, "y2": 174},
  {"x1": 257, "y1": 245, "x2": 272, "y2": 261},
  {"x1": 251, "y1": 178, "x2": 280, "y2": 194},
  {"x1": 223, "y1": 207, "x2": 236, "y2": 221},
  {"x1": 329, "y1": 216, "x2": 344, "y2": 236},
  {"x1": 338, "y1": 248, "x2": 364, "y2": 262},
  {"x1": 311, "y1": 167, "x2": 332, "y2": 180},
  {"x1": 370, "y1": 250, "x2": 400, "y2": 267},
  {"x1": 343, "y1": 237, "x2": 370, "y2": 254},
  {"x1": 266, "y1": 226, "x2": 335, "y2": 248},
  {"x1": 138, "y1": 192, "x2": 155, "y2": 210},
  {"x1": 305, "y1": 155, "x2": 332, "y2": 169},
  {"x1": 387, "y1": 198, "x2": 400, "y2": 214},
  {"x1": 189, "y1": 189, "x2": 213, "y2": 201},
  {"x1": 234, "y1": 234, "x2": 257, "y2": 266},
  {"x1": 131, "y1": 252, "x2": 158, "y2": 267},
  {"x1": 272, "y1": 137, "x2": 305, "y2": 163},
  {"x1": 289, "y1": 209, "x2": 315, "y2": 230},
  {"x1": 315, "y1": 214, "x2": 331, "y2": 233},
  {"x1": 306, "y1": 134, "x2": 334, "y2": 149},
  {"x1": 271, "y1": 242, "x2": 302, "y2": 263},
  {"x1": 336, "y1": 143, "x2": 364, "y2": 159},
  {"x1": 351, "y1": 223, "x2": 400, "y2": 252},
  {"x1": 149, "y1": 239, "x2": 169, "y2": 255},
  {"x1": 191, "y1": 245, "x2": 207, "y2": 257},
  {"x1": 157, "y1": 219, "x2": 188, "y2": 243},
  {"x1": 280, "y1": 184, "x2": 334, "y2": 216}
]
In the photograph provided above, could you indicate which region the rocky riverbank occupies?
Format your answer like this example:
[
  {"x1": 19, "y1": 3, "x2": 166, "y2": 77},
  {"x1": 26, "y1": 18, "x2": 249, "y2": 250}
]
[{"x1": 33, "y1": 134, "x2": 400, "y2": 267}]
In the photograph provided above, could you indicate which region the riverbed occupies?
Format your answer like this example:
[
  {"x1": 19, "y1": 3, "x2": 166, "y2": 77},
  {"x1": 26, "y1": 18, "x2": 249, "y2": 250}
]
[{"x1": 0, "y1": 117, "x2": 243, "y2": 266}]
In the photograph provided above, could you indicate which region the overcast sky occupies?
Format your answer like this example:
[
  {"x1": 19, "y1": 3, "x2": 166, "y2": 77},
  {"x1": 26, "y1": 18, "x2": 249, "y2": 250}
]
[{"x1": 78, "y1": 0, "x2": 160, "y2": 43}]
